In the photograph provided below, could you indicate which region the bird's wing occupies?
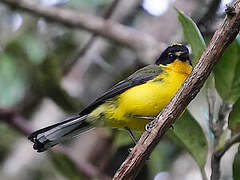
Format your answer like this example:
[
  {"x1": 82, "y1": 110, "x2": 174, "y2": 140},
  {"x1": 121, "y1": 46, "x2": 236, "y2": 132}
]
[{"x1": 79, "y1": 64, "x2": 163, "y2": 116}]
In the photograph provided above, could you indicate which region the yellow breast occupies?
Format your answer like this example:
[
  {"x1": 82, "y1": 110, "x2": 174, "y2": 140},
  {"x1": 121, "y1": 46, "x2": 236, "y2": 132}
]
[{"x1": 90, "y1": 60, "x2": 192, "y2": 131}]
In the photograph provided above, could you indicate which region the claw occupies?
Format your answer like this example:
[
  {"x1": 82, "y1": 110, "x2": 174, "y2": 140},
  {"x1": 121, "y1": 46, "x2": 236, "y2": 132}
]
[
  {"x1": 145, "y1": 118, "x2": 157, "y2": 132},
  {"x1": 128, "y1": 147, "x2": 133, "y2": 153}
]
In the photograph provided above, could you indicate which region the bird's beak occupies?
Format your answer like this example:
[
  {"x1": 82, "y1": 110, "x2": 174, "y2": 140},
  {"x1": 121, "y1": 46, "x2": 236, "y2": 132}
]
[{"x1": 179, "y1": 51, "x2": 189, "y2": 60}]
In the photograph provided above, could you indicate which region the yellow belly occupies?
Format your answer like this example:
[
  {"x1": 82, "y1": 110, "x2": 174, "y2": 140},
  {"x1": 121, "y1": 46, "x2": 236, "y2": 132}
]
[{"x1": 89, "y1": 68, "x2": 190, "y2": 131}]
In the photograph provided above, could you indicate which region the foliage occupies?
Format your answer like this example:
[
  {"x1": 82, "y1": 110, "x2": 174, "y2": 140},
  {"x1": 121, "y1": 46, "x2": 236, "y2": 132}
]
[
  {"x1": 229, "y1": 97, "x2": 240, "y2": 133},
  {"x1": 168, "y1": 111, "x2": 208, "y2": 169},
  {"x1": 176, "y1": 9, "x2": 206, "y2": 65},
  {"x1": 214, "y1": 38, "x2": 240, "y2": 103}
]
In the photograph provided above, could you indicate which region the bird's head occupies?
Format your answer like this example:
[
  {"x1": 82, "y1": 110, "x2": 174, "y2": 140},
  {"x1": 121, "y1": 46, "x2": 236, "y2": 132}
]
[
  {"x1": 155, "y1": 43, "x2": 192, "y2": 75},
  {"x1": 155, "y1": 43, "x2": 192, "y2": 66}
]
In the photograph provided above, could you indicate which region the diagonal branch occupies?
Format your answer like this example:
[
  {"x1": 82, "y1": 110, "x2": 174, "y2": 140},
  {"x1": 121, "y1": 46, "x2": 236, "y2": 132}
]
[
  {"x1": 1, "y1": 0, "x2": 164, "y2": 60},
  {"x1": 113, "y1": 1, "x2": 240, "y2": 179}
]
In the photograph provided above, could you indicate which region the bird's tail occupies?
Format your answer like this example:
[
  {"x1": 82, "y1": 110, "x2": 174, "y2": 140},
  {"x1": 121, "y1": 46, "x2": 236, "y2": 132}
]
[{"x1": 28, "y1": 115, "x2": 92, "y2": 152}]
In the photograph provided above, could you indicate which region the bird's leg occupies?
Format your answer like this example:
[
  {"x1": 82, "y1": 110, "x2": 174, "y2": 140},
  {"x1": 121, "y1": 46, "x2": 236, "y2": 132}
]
[
  {"x1": 124, "y1": 127, "x2": 137, "y2": 145},
  {"x1": 145, "y1": 119, "x2": 157, "y2": 132},
  {"x1": 124, "y1": 127, "x2": 138, "y2": 153},
  {"x1": 133, "y1": 115, "x2": 157, "y2": 132},
  {"x1": 133, "y1": 115, "x2": 174, "y2": 131},
  {"x1": 133, "y1": 115, "x2": 155, "y2": 121}
]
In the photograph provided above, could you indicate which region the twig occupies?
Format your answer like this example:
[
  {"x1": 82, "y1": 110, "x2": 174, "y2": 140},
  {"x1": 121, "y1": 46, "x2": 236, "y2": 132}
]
[
  {"x1": 211, "y1": 133, "x2": 240, "y2": 180},
  {"x1": 217, "y1": 133, "x2": 240, "y2": 158},
  {"x1": 1, "y1": 0, "x2": 164, "y2": 60},
  {"x1": 211, "y1": 101, "x2": 232, "y2": 146},
  {"x1": 210, "y1": 101, "x2": 232, "y2": 180},
  {"x1": 207, "y1": 87, "x2": 216, "y2": 135},
  {"x1": 113, "y1": 0, "x2": 240, "y2": 179}
]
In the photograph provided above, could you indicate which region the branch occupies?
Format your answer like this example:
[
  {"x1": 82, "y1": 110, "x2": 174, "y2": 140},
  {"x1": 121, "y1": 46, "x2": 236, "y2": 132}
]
[
  {"x1": 113, "y1": 1, "x2": 240, "y2": 179},
  {"x1": 209, "y1": 101, "x2": 232, "y2": 180},
  {"x1": 211, "y1": 133, "x2": 240, "y2": 180},
  {"x1": 217, "y1": 133, "x2": 240, "y2": 158},
  {"x1": 1, "y1": 0, "x2": 164, "y2": 60}
]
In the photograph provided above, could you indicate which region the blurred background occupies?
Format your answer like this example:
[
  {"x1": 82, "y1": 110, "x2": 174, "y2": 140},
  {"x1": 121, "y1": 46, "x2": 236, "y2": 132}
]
[{"x1": 0, "y1": 0, "x2": 238, "y2": 180}]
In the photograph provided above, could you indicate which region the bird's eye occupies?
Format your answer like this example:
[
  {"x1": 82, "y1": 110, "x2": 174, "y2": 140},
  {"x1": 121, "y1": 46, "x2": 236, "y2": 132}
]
[{"x1": 168, "y1": 53, "x2": 175, "y2": 58}]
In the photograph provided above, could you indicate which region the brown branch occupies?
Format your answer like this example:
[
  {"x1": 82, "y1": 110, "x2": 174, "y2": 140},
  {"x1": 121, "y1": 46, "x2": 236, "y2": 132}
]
[
  {"x1": 1, "y1": 0, "x2": 164, "y2": 60},
  {"x1": 113, "y1": 1, "x2": 240, "y2": 179}
]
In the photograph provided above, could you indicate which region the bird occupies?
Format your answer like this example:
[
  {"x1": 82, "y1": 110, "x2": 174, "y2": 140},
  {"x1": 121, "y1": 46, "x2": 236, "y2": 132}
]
[{"x1": 28, "y1": 43, "x2": 192, "y2": 152}]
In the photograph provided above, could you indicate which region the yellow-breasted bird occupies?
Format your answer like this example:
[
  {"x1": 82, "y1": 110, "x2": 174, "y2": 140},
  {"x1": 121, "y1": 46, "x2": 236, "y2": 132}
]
[{"x1": 28, "y1": 43, "x2": 192, "y2": 152}]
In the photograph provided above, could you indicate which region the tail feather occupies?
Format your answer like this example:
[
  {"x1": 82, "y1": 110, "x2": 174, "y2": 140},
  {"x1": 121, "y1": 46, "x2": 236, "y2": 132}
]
[{"x1": 28, "y1": 115, "x2": 92, "y2": 152}]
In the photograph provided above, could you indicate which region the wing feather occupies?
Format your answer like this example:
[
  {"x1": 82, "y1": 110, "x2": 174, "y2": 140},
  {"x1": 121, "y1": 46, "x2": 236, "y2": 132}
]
[{"x1": 79, "y1": 64, "x2": 163, "y2": 116}]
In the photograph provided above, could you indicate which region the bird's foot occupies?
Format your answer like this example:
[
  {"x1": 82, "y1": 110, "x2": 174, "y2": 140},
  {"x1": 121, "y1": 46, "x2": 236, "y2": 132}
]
[
  {"x1": 128, "y1": 147, "x2": 133, "y2": 153},
  {"x1": 145, "y1": 118, "x2": 157, "y2": 132}
]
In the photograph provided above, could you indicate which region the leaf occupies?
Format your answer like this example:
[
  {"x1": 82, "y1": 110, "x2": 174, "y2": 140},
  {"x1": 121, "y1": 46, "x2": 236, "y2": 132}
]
[
  {"x1": 229, "y1": 97, "x2": 240, "y2": 133},
  {"x1": 49, "y1": 151, "x2": 85, "y2": 180},
  {"x1": 176, "y1": 8, "x2": 206, "y2": 65},
  {"x1": 213, "y1": 39, "x2": 240, "y2": 103},
  {"x1": 167, "y1": 111, "x2": 208, "y2": 170},
  {"x1": 233, "y1": 145, "x2": 240, "y2": 180}
]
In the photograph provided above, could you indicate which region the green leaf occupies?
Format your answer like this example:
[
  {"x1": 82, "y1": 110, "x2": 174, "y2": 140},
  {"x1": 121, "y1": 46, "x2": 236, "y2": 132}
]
[
  {"x1": 233, "y1": 145, "x2": 240, "y2": 180},
  {"x1": 229, "y1": 97, "x2": 240, "y2": 133},
  {"x1": 49, "y1": 151, "x2": 85, "y2": 180},
  {"x1": 167, "y1": 111, "x2": 208, "y2": 170},
  {"x1": 176, "y1": 8, "x2": 206, "y2": 65},
  {"x1": 213, "y1": 39, "x2": 240, "y2": 103}
]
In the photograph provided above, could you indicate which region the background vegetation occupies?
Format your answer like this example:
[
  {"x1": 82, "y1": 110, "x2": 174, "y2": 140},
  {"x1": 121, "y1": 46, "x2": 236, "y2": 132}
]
[{"x1": 0, "y1": 0, "x2": 239, "y2": 179}]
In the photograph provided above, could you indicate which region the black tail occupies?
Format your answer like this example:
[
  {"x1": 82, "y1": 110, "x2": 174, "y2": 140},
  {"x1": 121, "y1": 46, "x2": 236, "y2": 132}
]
[{"x1": 28, "y1": 115, "x2": 92, "y2": 152}]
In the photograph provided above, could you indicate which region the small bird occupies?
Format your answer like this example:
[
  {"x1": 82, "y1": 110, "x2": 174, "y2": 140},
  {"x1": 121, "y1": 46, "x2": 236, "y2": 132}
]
[{"x1": 28, "y1": 43, "x2": 192, "y2": 152}]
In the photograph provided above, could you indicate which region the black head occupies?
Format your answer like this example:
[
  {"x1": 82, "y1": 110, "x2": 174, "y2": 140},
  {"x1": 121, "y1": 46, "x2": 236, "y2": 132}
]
[{"x1": 155, "y1": 44, "x2": 192, "y2": 66}]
